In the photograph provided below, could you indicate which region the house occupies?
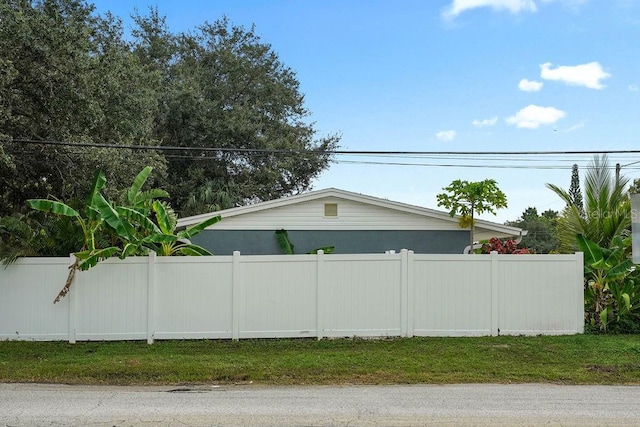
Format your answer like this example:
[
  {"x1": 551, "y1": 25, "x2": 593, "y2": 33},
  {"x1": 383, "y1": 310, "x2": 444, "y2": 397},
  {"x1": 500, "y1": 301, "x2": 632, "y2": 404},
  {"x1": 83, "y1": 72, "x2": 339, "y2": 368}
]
[{"x1": 177, "y1": 188, "x2": 526, "y2": 255}]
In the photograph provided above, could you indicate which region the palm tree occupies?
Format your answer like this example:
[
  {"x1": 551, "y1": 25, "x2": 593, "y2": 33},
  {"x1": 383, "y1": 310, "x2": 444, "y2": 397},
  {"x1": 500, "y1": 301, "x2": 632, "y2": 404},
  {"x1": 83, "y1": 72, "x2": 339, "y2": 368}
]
[
  {"x1": 546, "y1": 154, "x2": 630, "y2": 253},
  {"x1": 181, "y1": 180, "x2": 238, "y2": 217}
]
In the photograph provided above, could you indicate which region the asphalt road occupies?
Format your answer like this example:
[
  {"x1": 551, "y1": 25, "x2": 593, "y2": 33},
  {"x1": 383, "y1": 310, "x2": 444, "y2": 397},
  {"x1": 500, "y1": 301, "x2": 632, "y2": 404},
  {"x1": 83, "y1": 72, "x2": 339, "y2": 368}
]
[{"x1": 1, "y1": 383, "x2": 640, "y2": 426}]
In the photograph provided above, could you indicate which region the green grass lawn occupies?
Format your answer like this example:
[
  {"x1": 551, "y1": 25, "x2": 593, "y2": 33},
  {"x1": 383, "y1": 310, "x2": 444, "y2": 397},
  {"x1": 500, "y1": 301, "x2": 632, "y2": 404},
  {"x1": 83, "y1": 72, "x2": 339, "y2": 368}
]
[{"x1": 1, "y1": 335, "x2": 639, "y2": 386}]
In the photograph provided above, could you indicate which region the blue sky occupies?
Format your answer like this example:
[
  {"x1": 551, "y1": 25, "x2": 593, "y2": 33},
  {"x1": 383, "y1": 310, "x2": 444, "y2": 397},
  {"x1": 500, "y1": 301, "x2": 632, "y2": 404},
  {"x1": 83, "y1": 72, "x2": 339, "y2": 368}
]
[{"x1": 91, "y1": 0, "x2": 640, "y2": 223}]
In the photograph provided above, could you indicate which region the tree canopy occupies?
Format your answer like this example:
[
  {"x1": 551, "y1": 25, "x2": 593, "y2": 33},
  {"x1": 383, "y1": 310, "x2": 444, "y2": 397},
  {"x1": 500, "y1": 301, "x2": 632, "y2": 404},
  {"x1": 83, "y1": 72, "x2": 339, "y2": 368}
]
[
  {"x1": 505, "y1": 207, "x2": 559, "y2": 254},
  {"x1": 0, "y1": 0, "x2": 167, "y2": 215},
  {"x1": 0, "y1": 0, "x2": 339, "y2": 217},
  {"x1": 436, "y1": 179, "x2": 507, "y2": 251}
]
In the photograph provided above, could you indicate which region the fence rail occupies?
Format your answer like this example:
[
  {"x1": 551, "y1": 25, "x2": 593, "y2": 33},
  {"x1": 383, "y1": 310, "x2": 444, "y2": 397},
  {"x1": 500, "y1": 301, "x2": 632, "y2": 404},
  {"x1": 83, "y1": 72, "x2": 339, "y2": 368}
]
[{"x1": 0, "y1": 251, "x2": 584, "y2": 343}]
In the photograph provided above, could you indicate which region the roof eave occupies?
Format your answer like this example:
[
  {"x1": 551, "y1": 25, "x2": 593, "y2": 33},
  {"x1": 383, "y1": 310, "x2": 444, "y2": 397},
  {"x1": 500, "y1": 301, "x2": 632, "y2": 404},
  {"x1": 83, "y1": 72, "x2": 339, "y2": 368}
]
[{"x1": 176, "y1": 188, "x2": 525, "y2": 237}]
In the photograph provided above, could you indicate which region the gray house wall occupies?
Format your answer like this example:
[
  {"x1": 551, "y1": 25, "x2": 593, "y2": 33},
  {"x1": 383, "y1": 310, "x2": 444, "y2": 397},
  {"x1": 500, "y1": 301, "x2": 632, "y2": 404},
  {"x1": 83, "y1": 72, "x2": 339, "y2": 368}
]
[{"x1": 192, "y1": 229, "x2": 470, "y2": 255}]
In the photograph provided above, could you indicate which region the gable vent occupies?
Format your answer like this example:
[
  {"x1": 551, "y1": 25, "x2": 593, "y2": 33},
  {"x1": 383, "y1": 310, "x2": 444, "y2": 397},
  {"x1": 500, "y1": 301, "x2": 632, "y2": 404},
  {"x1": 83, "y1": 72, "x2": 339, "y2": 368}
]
[{"x1": 324, "y1": 203, "x2": 338, "y2": 217}]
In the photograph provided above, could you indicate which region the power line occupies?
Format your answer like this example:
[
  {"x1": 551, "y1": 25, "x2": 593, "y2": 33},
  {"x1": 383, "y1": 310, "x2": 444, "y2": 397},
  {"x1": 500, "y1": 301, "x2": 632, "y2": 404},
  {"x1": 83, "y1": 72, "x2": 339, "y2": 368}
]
[
  {"x1": 6, "y1": 138, "x2": 640, "y2": 174},
  {"x1": 335, "y1": 160, "x2": 640, "y2": 170},
  {"x1": 7, "y1": 138, "x2": 640, "y2": 156}
]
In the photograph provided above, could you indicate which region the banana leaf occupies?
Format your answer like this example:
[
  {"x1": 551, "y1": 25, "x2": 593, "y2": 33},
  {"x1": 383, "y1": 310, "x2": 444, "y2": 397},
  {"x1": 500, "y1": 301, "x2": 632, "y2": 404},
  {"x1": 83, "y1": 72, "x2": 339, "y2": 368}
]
[
  {"x1": 152, "y1": 200, "x2": 175, "y2": 235},
  {"x1": 27, "y1": 199, "x2": 79, "y2": 217},
  {"x1": 93, "y1": 193, "x2": 134, "y2": 240},
  {"x1": 176, "y1": 244, "x2": 213, "y2": 256},
  {"x1": 600, "y1": 307, "x2": 609, "y2": 330},
  {"x1": 120, "y1": 242, "x2": 144, "y2": 258},
  {"x1": 179, "y1": 215, "x2": 221, "y2": 240},
  {"x1": 137, "y1": 189, "x2": 169, "y2": 204},
  {"x1": 275, "y1": 229, "x2": 295, "y2": 254},
  {"x1": 126, "y1": 167, "x2": 170, "y2": 208},
  {"x1": 118, "y1": 206, "x2": 161, "y2": 235},
  {"x1": 75, "y1": 247, "x2": 121, "y2": 270},
  {"x1": 85, "y1": 170, "x2": 107, "y2": 220},
  {"x1": 143, "y1": 233, "x2": 179, "y2": 244},
  {"x1": 126, "y1": 166, "x2": 153, "y2": 205},
  {"x1": 621, "y1": 293, "x2": 631, "y2": 313},
  {"x1": 605, "y1": 258, "x2": 636, "y2": 281},
  {"x1": 576, "y1": 234, "x2": 603, "y2": 266}
]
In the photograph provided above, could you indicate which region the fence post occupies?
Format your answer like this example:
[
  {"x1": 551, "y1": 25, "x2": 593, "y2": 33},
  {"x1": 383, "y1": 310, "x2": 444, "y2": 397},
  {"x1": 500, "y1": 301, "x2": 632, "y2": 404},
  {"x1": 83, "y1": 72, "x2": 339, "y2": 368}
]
[
  {"x1": 68, "y1": 254, "x2": 77, "y2": 344},
  {"x1": 316, "y1": 250, "x2": 324, "y2": 340},
  {"x1": 490, "y1": 251, "x2": 499, "y2": 336},
  {"x1": 146, "y1": 252, "x2": 156, "y2": 345},
  {"x1": 406, "y1": 250, "x2": 415, "y2": 338},
  {"x1": 575, "y1": 252, "x2": 585, "y2": 334},
  {"x1": 400, "y1": 249, "x2": 409, "y2": 337},
  {"x1": 232, "y1": 251, "x2": 241, "y2": 341}
]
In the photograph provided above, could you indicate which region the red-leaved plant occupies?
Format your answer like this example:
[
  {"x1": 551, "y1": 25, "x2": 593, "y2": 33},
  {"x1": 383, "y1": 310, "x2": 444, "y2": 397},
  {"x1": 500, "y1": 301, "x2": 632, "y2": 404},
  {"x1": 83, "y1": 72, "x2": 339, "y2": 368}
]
[{"x1": 481, "y1": 237, "x2": 531, "y2": 254}]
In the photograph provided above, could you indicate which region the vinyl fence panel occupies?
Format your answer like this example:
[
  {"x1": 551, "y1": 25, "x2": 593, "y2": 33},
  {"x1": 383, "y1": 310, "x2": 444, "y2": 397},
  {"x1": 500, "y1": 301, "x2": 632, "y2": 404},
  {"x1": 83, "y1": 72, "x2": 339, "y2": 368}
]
[
  {"x1": 0, "y1": 251, "x2": 584, "y2": 342},
  {"x1": 321, "y1": 254, "x2": 404, "y2": 337},
  {"x1": 412, "y1": 255, "x2": 493, "y2": 336},
  {"x1": 153, "y1": 256, "x2": 234, "y2": 340},
  {"x1": 0, "y1": 258, "x2": 69, "y2": 340},
  {"x1": 496, "y1": 253, "x2": 584, "y2": 335},
  {"x1": 73, "y1": 257, "x2": 149, "y2": 341},
  {"x1": 238, "y1": 254, "x2": 318, "y2": 338}
]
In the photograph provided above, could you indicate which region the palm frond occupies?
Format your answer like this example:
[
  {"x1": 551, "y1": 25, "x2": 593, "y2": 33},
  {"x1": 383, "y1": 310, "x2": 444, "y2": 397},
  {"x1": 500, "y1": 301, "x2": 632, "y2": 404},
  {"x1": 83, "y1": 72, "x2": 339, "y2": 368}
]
[{"x1": 549, "y1": 154, "x2": 631, "y2": 252}]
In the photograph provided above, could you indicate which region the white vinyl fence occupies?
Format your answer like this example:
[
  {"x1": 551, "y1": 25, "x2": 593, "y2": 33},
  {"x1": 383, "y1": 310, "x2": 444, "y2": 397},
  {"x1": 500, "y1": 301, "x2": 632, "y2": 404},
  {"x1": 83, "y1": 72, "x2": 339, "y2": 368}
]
[{"x1": 0, "y1": 251, "x2": 584, "y2": 343}]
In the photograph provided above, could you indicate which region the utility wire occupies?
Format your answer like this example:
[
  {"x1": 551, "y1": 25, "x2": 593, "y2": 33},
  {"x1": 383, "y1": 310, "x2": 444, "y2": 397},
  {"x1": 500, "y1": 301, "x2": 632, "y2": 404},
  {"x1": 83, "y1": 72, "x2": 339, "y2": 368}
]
[
  {"x1": 335, "y1": 160, "x2": 640, "y2": 170},
  {"x1": 6, "y1": 138, "x2": 640, "y2": 173},
  {"x1": 7, "y1": 138, "x2": 640, "y2": 156}
]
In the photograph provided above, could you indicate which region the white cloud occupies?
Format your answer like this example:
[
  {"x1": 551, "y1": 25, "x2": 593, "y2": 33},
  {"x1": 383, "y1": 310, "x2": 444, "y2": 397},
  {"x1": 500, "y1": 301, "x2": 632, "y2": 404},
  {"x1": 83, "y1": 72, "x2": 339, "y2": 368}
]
[
  {"x1": 442, "y1": 0, "x2": 586, "y2": 19},
  {"x1": 442, "y1": 0, "x2": 536, "y2": 19},
  {"x1": 629, "y1": 84, "x2": 639, "y2": 92},
  {"x1": 436, "y1": 130, "x2": 457, "y2": 141},
  {"x1": 506, "y1": 105, "x2": 566, "y2": 129},
  {"x1": 472, "y1": 117, "x2": 499, "y2": 127},
  {"x1": 540, "y1": 62, "x2": 611, "y2": 89},
  {"x1": 518, "y1": 78, "x2": 543, "y2": 92}
]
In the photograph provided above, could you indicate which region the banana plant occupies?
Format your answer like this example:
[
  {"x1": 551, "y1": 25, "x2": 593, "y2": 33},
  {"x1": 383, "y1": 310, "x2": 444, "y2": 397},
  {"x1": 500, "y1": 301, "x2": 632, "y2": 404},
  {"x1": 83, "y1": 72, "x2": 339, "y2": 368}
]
[
  {"x1": 124, "y1": 166, "x2": 169, "y2": 212},
  {"x1": 577, "y1": 233, "x2": 639, "y2": 330},
  {"x1": 27, "y1": 167, "x2": 223, "y2": 303},
  {"x1": 36, "y1": 171, "x2": 100, "y2": 248},
  {"x1": 28, "y1": 170, "x2": 122, "y2": 302},
  {"x1": 275, "y1": 229, "x2": 295, "y2": 254},
  {"x1": 136, "y1": 201, "x2": 221, "y2": 256}
]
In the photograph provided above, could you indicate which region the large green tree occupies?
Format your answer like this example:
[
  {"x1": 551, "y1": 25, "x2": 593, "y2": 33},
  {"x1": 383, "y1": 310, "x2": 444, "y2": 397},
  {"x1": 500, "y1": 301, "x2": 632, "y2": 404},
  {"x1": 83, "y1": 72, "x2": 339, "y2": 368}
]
[
  {"x1": 0, "y1": 0, "x2": 166, "y2": 216},
  {"x1": 505, "y1": 207, "x2": 559, "y2": 254},
  {"x1": 569, "y1": 164, "x2": 585, "y2": 217},
  {"x1": 0, "y1": 2, "x2": 338, "y2": 218},
  {"x1": 133, "y1": 11, "x2": 339, "y2": 216}
]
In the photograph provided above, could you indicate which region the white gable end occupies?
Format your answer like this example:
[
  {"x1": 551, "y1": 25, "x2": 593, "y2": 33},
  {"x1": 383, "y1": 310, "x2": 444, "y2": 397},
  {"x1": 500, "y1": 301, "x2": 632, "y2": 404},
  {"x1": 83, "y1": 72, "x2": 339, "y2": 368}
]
[
  {"x1": 212, "y1": 196, "x2": 462, "y2": 231},
  {"x1": 178, "y1": 188, "x2": 524, "y2": 240}
]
